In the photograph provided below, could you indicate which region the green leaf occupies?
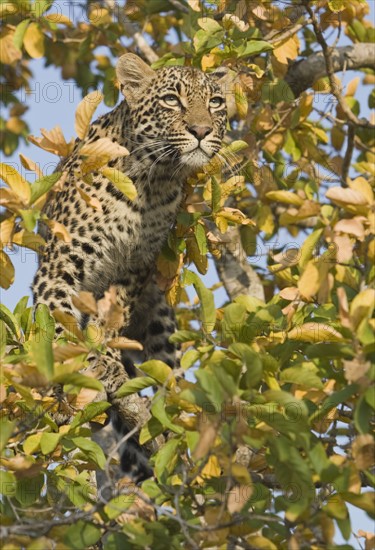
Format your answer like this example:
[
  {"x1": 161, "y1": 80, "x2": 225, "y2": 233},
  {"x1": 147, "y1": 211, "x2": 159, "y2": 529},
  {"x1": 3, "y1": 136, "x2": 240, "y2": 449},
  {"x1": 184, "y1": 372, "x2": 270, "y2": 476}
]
[
  {"x1": 151, "y1": 395, "x2": 183, "y2": 434},
  {"x1": 183, "y1": 270, "x2": 216, "y2": 332},
  {"x1": 323, "y1": 495, "x2": 349, "y2": 520},
  {"x1": 15, "y1": 475, "x2": 44, "y2": 506},
  {"x1": 237, "y1": 40, "x2": 273, "y2": 58},
  {"x1": 211, "y1": 176, "x2": 221, "y2": 213},
  {"x1": 198, "y1": 17, "x2": 223, "y2": 33},
  {"x1": 30, "y1": 332, "x2": 54, "y2": 380},
  {"x1": 40, "y1": 432, "x2": 61, "y2": 455},
  {"x1": 104, "y1": 494, "x2": 136, "y2": 519},
  {"x1": 0, "y1": 320, "x2": 6, "y2": 358},
  {"x1": 13, "y1": 295, "x2": 29, "y2": 319},
  {"x1": 341, "y1": 491, "x2": 375, "y2": 516},
  {"x1": 139, "y1": 360, "x2": 174, "y2": 385},
  {"x1": 23, "y1": 433, "x2": 43, "y2": 454},
  {"x1": 194, "y1": 223, "x2": 208, "y2": 256},
  {"x1": 280, "y1": 365, "x2": 323, "y2": 389},
  {"x1": 13, "y1": 18, "x2": 30, "y2": 50},
  {"x1": 64, "y1": 521, "x2": 102, "y2": 550},
  {"x1": 181, "y1": 349, "x2": 200, "y2": 370},
  {"x1": 19, "y1": 209, "x2": 40, "y2": 232},
  {"x1": 30, "y1": 172, "x2": 61, "y2": 203},
  {"x1": 139, "y1": 415, "x2": 164, "y2": 445},
  {"x1": 154, "y1": 437, "x2": 180, "y2": 482},
  {"x1": 70, "y1": 402, "x2": 110, "y2": 429},
  {"x1": 309, "y1": 385, "x2": 358, "y2": 425},
  {"x1": 70, "y1": 437, "x2": 106, "y2": 469},
  {"x1": 354, "y1": 394, "x2": 372, "y2": 434},
  {"x1": 0, "y1": 418, "x2": 15, "y2": 453},
  {"x1": 116, "y1": 376, "x2": 155, "y2": 397},
  {"x1": 229, "y1": 343, "x2": 263, "y2": 387},
  {"x1": 0, "y1": 303, "x2": 21, "y2": 339},
  {"x1": 195, "y1": 365, "x2": 226, "y2": 409},
  {"x1": 0, "y1": 470, "x2": 16, "y2": 496},
  {"x1": 54, "y1": 373, "x2": 103, "y2": 391},
  {"x1": 299, "y1": 229, "x2": 324, "y2": 268}
]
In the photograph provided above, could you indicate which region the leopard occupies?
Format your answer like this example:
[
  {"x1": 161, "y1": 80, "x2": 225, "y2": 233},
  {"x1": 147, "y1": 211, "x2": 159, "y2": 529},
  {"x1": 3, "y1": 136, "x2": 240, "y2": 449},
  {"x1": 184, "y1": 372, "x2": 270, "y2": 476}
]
[{"x1": 32, "y1": 53, "x2": 227, "y2": 481}]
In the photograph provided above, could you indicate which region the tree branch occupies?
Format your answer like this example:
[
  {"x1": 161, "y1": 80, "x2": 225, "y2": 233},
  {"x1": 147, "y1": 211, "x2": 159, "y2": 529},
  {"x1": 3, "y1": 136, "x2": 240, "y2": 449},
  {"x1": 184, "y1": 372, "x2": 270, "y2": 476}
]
[
  {"x1": 212, "y1": 226, "x2": 265, "y2": 302},
  {"x1": 104, "y1": 0, "x2": 159, "y2": 64},
  {"x1": 302, "y1": 2, "x2": 374, "y2": 129},
  {"x1": 286, "y1": 43, "x2": 375, "y2": 99}
]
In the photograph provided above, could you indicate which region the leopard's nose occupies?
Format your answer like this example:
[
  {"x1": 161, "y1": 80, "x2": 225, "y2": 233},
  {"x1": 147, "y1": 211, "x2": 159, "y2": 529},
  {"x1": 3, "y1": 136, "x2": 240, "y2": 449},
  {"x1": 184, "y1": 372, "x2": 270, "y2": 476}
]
[{"x1": 188, "y1": 125, "x2": 212, "y2": 141}]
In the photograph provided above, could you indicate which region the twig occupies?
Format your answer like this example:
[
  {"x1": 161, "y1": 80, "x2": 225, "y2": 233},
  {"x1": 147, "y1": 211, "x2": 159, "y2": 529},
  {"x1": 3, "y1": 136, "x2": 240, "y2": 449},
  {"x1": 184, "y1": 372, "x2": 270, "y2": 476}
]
[
  {"x1": 264, "y1": 19, "x2": 312, "y2": 45},
  {"x1": 104, "y1": 0, "x2": 159, "y2": 63},
  {"x1": 303, "y1": 1, "x2": 374, "y2": 129},
  {"x1": 168, "y1": 0, "x2": 189, "y2": 14},
  {"x1": 341, "y1": 124, "x2": 355, "y2": 186}
]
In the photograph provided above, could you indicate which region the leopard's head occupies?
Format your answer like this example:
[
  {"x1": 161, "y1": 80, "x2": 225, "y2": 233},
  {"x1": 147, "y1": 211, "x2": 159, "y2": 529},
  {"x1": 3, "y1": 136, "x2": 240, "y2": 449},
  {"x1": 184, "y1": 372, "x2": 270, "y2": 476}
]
[{"x1": 116, "y1": 54, "x2": 227, "y2": 172}]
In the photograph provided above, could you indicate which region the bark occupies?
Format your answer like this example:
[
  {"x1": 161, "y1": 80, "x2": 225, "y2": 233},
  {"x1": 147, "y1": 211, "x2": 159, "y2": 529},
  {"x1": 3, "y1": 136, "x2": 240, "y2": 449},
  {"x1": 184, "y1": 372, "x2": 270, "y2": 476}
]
[
  {"x1": 286, "y1": 43, "x2": 375, "y2": 97},
  {"x1": 212, "y1": 226, "x2": 265, "y2": 302}
]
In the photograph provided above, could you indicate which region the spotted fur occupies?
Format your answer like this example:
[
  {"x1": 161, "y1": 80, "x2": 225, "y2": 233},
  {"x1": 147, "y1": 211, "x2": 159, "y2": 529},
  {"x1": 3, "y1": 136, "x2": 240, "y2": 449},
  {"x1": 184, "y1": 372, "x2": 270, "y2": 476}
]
[{"x1": 32, "y1": 54, "x2": 227, "y2": 480}]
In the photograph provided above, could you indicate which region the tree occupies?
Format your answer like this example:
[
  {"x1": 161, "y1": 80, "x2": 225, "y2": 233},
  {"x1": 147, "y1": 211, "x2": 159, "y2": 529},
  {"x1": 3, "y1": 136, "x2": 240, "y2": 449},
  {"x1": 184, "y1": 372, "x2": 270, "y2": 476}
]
[{"x1": 0, "y1": 1, "x2": 374, "y2": 548}]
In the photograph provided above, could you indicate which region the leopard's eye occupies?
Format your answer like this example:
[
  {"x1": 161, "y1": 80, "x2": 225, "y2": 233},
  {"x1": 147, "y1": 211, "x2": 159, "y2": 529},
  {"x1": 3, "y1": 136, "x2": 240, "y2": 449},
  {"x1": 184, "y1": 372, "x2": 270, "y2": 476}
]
[
  {"x1": 209, "y1": 96, "x2": 224, "y2": 108},
  {"x1": 161, "y1": 94, "x2": 181, "y2": 107}
]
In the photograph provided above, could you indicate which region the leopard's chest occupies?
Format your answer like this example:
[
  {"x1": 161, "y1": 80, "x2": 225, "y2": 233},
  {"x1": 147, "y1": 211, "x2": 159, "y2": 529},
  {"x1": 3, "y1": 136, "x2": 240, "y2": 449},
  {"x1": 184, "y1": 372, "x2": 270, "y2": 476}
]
[{"x1": 100, "y1": 178, "x2": 182, "y2": 271}]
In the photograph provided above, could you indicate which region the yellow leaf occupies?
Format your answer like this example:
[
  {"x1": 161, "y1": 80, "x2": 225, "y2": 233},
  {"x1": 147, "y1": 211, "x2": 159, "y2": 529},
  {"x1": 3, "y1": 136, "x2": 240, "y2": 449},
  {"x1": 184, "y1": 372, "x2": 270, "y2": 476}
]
[
  {"x1": 257, "y1": 204, "x2": 275, "y2": 237},
  {"x1": 200, "y1": 455, "x2": 221, "y2": 478},
  {"x1": 255, "y1": 105, "x2": 274, "y2": 131},
  {"x1": 72, "y1": 291, "x2": 98, "y2": 315},
  {"x1": 273, "y1": 34, "x2": 299, "y2": 64},
  {"x1": 44, "y1": 219, "x2": 71, "y2": 243},
  {"x1": 0, "y1": 26, "x2": 21, "y2": 64},
  {"x1": 23, "y1": 22, "x2": 45, "y2": 58},
  {"x1": 263, "y1": 132, "x2": 284, "y2": 155},
  {"x1": 75, "y1": 91, "x2": 104, "y2": 139},
  {"x1": 6, "y1": 117, "x2": 26, "y2": 134},
  {"x1": 53, "y1": 310, "x2": 84, "y2": 341},
  {"x1": 101, "y1": 167, "x2": 137, "y2": 200},
  {"x1": 187, "y1": 0, "x2": 200, "y2": 11},
  {"x1": 234, "y1": 83, "x2": 248, "y2": 119},
  {"x1": 279, "y1": 287, "x2": 299, "y2": 301},
  {"x1": 326, "y1": 186, "x2": 370, "y2": 215},
  {"x1": 266, "y1": 190, "x2": 304, "y2": 207},
  {"x1": 79, "y1": 138, "x2": 129, "y2": 173},
  {"x1": 350, "y1": 289, "x2": 375, "y2": 330},
  {"x1": 297, "y1": 261, "x2": 320, "y2": 300},
  {"x1": 19, "y1": 154, "x2": 44, "y2": 178},
  {"x1": 0, "y1": 216, "x2": 15, "y2": 247},
  {"x1": 246, "y1": 535, "x2": 278, "y2": 550},
  {"x1": 107, "y1": 337, "x2": 143, "y2": 351},
  {"x1": 0, "y1": 163, "x2": 31, "y2": 204},
  {"x1": 12, "y1": 230, "x2": 45, "y2": 252},
  {"x1": 44, "y1": 13, "x2": 73, "y2": 26},
  {"x1": 0, "y1": 250, "x2": 14, "y2": 288},
  {"x1": 328, "y1": 0, "x2": 346, "y2": 12},
  {"x1": 75, "y1": 185, "x2": 102, "y2": 211},
  {"x1": 288, "y1": 323, "x2": 343, "y2": 343},
  {"x1": 28, "y1": 126, "x2": 73, "y2": 157},
  {"x1": 201, "y1": 53, "x2": 217, "y2": 71},
  {"x1": 348, "y1": 176, "x2": 374, "y2": 204},
  {"x1": 89, "y1": 7, "x2": 112, "y2": 25},
  {"x1": 346, "y1": 76, "x2": 360, "y2": 97},
  {"x1": 227, "y1": 484, "x2": 253, "y2": 514},
  {"x1": 352, "y1": 434, "x2": 374, "y2": 471}
]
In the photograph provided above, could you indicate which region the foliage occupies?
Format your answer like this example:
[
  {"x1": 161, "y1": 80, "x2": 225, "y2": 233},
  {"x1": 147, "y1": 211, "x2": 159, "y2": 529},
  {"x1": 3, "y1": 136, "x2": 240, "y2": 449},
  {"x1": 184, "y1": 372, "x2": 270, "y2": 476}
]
[{"x1": 0, "y1": 0, "x2": 374, "y2": 548}]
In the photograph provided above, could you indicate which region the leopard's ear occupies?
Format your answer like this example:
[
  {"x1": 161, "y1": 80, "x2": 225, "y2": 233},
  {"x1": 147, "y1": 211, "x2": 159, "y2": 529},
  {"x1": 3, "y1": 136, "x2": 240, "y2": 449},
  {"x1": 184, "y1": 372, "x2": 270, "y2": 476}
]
[{"x1": 116, "y1": 53, "x2": 156, "y2": 104}]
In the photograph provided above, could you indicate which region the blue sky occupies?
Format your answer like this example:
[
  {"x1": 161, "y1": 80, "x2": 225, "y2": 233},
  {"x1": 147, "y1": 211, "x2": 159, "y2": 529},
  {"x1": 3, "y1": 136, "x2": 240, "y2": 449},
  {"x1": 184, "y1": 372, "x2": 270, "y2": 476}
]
[{"x1": 1, "y1": 4, "x2": 373, "y2": 545}]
